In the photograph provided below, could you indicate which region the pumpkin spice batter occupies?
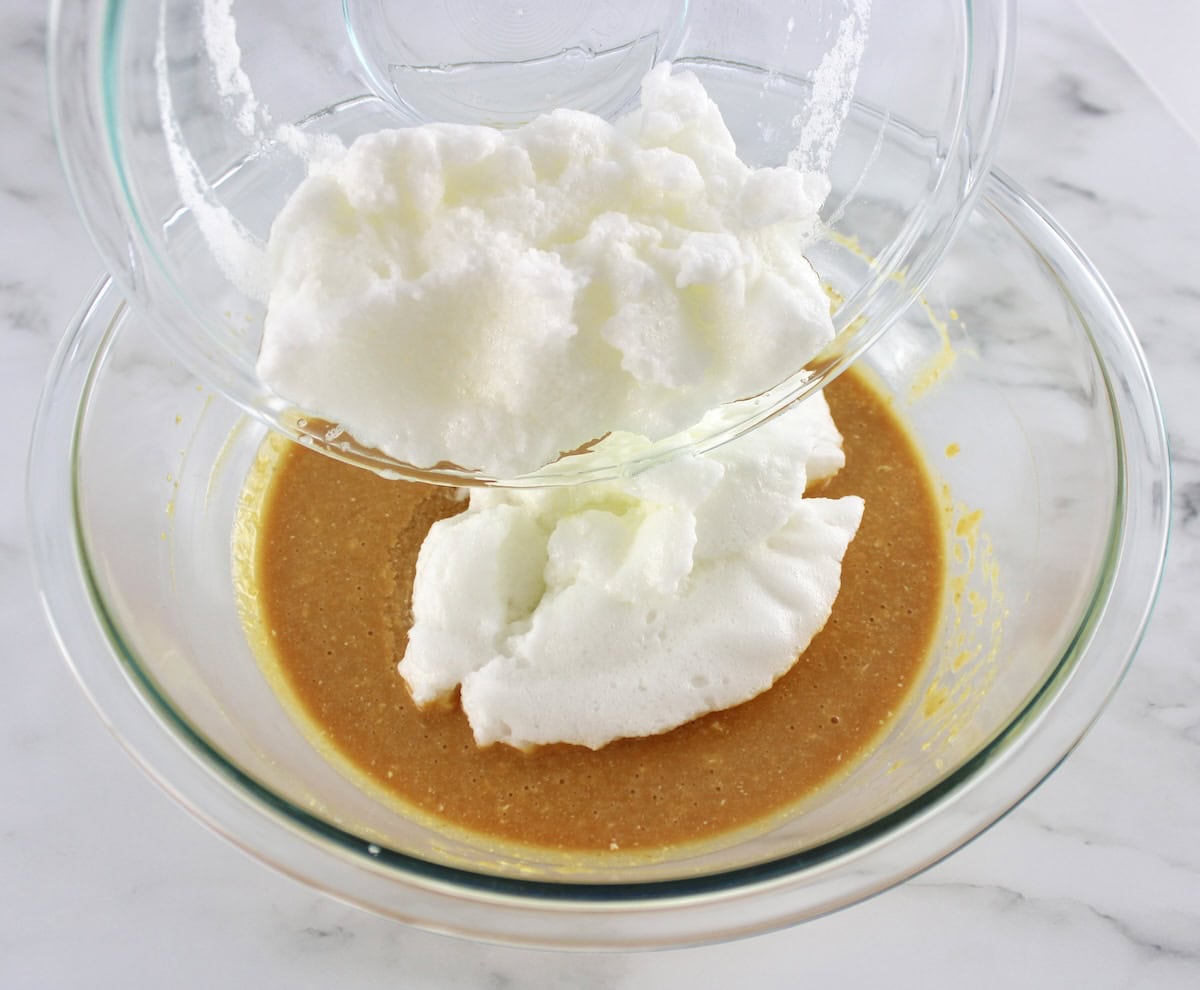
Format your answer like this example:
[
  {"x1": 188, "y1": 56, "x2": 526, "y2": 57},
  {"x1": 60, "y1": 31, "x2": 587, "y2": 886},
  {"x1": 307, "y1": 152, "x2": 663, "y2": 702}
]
[{"x1": 236, "y1": 367, "x2": 945, "y2": 853}]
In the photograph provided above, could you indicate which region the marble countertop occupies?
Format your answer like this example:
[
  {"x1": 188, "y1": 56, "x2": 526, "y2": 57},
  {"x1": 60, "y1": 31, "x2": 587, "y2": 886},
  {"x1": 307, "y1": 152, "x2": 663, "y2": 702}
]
[{"x1": 3, "y1": 1, "x2": 1198, "y2": 986}]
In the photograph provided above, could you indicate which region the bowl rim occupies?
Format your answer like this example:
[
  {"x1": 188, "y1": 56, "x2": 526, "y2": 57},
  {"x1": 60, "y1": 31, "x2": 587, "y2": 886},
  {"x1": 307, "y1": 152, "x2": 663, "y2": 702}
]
[{"x1": 27, "y1": 170, "x2": 1170, "y2": 949}]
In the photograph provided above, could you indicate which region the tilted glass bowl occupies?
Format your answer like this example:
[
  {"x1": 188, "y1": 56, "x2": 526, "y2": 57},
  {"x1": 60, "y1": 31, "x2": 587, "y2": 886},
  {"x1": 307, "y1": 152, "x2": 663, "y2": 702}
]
[
  {"x1": 49, "y1": 0, "x2": 1014, "y2": 484},
  {"x1": 28, "y1": 173, "x2": 1168, "y2": 947}
]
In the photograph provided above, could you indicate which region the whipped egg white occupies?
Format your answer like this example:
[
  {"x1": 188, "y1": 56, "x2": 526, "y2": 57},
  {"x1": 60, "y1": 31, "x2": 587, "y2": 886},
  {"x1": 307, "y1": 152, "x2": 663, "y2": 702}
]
[
  {"x1": 399, "y1": 395, "x2": 863, "y2": 750},
  {"x1": 258, "y1": 64, "x2": 833, "y2": 478}
]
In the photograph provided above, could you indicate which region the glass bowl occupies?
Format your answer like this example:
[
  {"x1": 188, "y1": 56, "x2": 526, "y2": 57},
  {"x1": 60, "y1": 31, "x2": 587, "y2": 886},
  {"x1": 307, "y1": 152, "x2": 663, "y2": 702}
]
[
  {"x1": 28, "y1": 172, "x2": 1168, "y2": 948},
  {"x1": 48, "y1": 0, "x2": 1015, "y2": 484}
]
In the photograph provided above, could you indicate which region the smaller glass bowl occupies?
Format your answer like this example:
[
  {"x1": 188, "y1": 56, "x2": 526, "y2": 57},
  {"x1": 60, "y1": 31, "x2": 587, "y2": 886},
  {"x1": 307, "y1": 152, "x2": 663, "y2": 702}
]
[
  {"x1": 29, "y1": 173, "x2": 1168, "y2": 948},
  {"x1": 48, "y1": 0, "x2": 1014, "y2": 484}
]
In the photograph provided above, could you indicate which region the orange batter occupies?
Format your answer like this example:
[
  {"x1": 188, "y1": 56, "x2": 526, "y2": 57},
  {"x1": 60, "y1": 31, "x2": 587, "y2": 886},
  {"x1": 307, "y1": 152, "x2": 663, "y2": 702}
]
[{"x1": 237, "y1": 367, "x2": 944, "y2": 852}]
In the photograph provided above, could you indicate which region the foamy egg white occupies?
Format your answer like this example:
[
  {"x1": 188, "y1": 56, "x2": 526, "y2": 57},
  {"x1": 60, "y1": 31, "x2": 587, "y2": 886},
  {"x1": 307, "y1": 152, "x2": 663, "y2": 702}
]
[
  {"x1": 399, "y1": 395, "x2": 863, "y2": 750},
  {"x1": 258, "y1": 64, "x2": 833, "y2": 477}
]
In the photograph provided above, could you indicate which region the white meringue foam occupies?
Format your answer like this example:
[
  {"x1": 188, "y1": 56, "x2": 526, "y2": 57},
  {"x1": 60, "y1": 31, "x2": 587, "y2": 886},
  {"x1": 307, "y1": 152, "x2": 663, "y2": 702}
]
[
  {"x1": 399, "y1": 394, "x2": 863, "y2": 750},
  {"x1": 258, "y1": 64, "x2": 833, "y2": 478}
]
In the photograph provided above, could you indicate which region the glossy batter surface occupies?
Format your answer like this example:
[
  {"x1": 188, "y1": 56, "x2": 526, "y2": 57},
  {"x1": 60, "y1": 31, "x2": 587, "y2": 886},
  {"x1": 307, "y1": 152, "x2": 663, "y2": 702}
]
[{"x1": 240, "y1": 369, "x2": 944, "y2": 852}]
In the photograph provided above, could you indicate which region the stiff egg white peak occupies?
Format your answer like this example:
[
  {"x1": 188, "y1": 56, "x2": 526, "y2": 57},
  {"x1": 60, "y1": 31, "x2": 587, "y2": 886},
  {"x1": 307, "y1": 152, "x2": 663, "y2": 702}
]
[
  {"x1": 258, "y1": 64, "x2": 834, "y2": 477},
  {"x1": 399, "y1": 395, "x2": 863, "y2": 750}
]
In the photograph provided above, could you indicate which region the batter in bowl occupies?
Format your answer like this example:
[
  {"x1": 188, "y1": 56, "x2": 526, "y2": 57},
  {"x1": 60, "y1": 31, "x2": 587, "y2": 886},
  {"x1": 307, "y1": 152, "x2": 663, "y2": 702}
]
[{"x1": 234, "y1": 366, "x2": 944, "y2": 853}]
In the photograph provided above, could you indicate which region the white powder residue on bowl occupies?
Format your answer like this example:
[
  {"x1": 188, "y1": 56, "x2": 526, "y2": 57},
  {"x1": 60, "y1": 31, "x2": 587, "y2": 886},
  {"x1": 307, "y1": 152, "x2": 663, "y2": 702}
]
[
  {"x1": 788, "y1": 0, "x2": 872, "y2": 174},
  {"x1": 200, "y1": 0, "x2": 262, "y2": 137},
  {"x1": 154, "y1": 0, "x2": 343, "y2": 302}
]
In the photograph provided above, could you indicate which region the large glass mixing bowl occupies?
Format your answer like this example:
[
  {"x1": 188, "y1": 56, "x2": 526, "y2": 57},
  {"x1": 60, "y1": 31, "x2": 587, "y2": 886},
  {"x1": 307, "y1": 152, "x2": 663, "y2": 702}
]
[
  {"x1": 28, "y1": 173, "x2": 1168, "y2": 947},
  {"x1": 48, "y1": 0, "x2": 1014, "y2": 484}
]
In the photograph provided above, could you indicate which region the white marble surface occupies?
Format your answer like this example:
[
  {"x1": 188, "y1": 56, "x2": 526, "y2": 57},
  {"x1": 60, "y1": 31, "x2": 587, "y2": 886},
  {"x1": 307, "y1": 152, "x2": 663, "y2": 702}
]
[
  {"x1": 1077, "y1": 0, "x2": 1200, "y2": 141},
  {"x1": 3, "y1": 1, "x2": 1199, "y2": 986}
]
